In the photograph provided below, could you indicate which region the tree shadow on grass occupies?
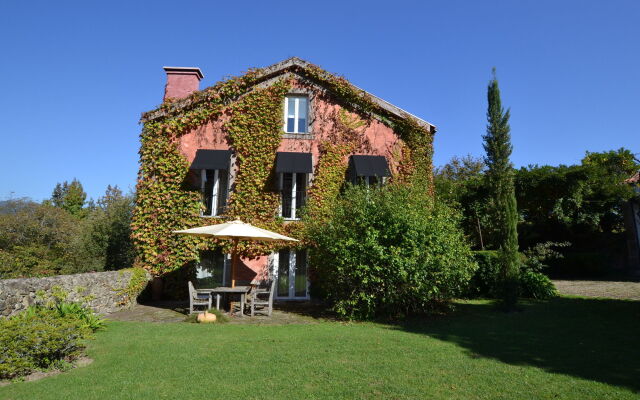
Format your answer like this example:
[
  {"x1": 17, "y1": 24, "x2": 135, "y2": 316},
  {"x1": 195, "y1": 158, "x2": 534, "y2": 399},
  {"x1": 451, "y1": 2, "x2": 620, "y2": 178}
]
[{"x1": 397, "y1": 297, "x2": 640, "y2": 393}]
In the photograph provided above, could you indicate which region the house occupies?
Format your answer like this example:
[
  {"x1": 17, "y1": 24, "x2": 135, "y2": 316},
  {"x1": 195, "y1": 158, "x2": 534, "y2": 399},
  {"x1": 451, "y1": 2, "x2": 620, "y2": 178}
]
[
  {"x1": 624, "y1": 171, "x2": 640, "y2": 275},
  {"x1": 132, "y1": 58, "x2": 436, "y2": 299}
]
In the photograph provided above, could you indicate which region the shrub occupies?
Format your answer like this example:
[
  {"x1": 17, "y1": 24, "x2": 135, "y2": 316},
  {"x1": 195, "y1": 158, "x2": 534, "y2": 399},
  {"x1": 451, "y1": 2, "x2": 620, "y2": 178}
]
[
  {"x1": 0, "y1": 310, "x2": 91, "y2": 379},
  {"x1": 0, "y1": 287, "x2": 104, "y2": 380},
  {"x1": 52, "y1": 301, "x2": 106, "y2": 331},
  {"x1": 519, "y1": 270, "x2": 558, "y2": 299},
  {"x1": 35, "y1": 286, "x2": 106, "y2": 331},
  {"x1": 467, "y1": 242, "x2": 564, "y2": 299},
  {"x1": 305, "y1": 185, "x2": 477, "y2": 320},
  {"x1": 467, "y1": 251, "x2": 501, "y2": 298}
]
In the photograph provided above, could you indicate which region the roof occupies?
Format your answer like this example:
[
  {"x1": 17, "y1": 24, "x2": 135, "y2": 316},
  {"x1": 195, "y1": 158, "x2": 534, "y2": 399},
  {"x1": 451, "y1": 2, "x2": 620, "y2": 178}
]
[
  {"x1": 625, "y1": 171, "x2": 640, "y2": 184},
  {"x1": 142, "y1": 57, "x2": 435, "y2": 132}
]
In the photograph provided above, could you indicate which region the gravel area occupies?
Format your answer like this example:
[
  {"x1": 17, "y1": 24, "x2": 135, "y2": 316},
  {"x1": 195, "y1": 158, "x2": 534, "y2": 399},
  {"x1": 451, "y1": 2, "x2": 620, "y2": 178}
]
[{"x1": 553, "y1": 280, "x2": 640, "y2": 301}]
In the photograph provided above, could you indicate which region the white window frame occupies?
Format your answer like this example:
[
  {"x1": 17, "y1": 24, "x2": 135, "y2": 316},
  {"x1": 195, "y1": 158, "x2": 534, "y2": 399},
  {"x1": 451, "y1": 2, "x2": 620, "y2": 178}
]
[
  {"x1": 279, "y1": 172, "x2": 308, "y2": 220},
  {"x1": 356, "y1": 175, "x2": 387, "y2": 187},
  {"x1": 283, "y1": 95, "x2": 309, "y2": 134},
  {"x1": 200, "y1": 168, "x2": 228, "y2": 217},
  {"x1": 271, "y1": 250, "x2": 310, "y2": 300}
]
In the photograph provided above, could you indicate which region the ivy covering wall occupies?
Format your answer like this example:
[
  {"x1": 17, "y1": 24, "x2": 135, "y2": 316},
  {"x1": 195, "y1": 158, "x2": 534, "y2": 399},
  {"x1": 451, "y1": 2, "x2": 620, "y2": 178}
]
[{"x1": 132, "y1": 62, "x2": 435, "y2": 278}]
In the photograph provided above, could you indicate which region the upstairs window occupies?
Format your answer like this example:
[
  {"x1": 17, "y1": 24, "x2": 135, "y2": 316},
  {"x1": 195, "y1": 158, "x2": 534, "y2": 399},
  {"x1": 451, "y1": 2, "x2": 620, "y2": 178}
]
[
  {"x1": 355, "y1": 175, "x2": 383, "y2": 187},
  {"x1": 348, "y1": 155, "x2": 391, "y2": 187},
  {"x1": 275, "y1": 152, "x2": 313, "y2": 220},
  {"x1": 280, "y1": 172, "x2": 307, "y2": 220},
  {"x1": 201, "y1": 169, "x2": 229, "y2": 217},
  {"x1": 284, "y1": 96, "x2": 308, "y2": 133},
  {"x1": 190, "y1": 149, "x2": 231, "y2": 217}
]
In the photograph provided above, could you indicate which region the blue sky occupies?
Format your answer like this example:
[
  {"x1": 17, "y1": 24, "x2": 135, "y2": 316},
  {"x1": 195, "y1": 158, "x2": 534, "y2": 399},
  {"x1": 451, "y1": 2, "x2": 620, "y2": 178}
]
[{"x1": 0, "y1": 0, "x2": 638, "y2": 201}]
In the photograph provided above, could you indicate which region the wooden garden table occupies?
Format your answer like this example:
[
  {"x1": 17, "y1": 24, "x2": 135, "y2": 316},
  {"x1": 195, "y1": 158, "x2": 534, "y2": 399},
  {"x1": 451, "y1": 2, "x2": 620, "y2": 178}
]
[{"x1": 205, "y1": 286, "x2": 251, "y2": 317}]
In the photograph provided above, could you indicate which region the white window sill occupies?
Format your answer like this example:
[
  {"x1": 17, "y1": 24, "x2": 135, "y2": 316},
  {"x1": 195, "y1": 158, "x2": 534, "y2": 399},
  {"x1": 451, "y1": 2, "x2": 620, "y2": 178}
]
[{"x1": 283, "y1": 133, "x2": 313, "y2": 139}]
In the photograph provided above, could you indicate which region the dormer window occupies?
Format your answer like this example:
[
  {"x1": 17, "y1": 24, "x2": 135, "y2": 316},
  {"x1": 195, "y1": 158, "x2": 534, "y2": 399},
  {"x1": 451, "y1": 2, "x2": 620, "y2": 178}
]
[
  {"x1": 190, "y1": 149, "x2": 231, "y2": 217},
  {"x1": 284, "y1": 95, "x2": 308, "y2": 133}
]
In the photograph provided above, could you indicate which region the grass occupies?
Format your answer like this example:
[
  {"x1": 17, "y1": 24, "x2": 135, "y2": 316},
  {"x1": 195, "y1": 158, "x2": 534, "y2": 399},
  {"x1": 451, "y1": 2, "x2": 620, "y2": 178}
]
[{"x1": 1, "y1": 297, "x2": 639, "y2": 399}]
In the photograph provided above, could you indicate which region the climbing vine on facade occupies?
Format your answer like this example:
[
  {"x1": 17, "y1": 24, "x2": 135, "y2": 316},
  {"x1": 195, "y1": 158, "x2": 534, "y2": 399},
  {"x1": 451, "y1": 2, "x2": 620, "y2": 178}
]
[{"x1": 132, "y1": 61, "x2": 435, "y2": 278}]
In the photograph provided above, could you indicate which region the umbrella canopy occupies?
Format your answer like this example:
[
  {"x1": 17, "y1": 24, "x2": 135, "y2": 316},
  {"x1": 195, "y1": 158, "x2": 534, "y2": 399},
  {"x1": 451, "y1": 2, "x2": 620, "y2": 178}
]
[
  {"x1": 174, "y1": 219, "x2": 298, "y2": 288},
  {"x1": 173, "y1": 219, "x2": 298, "y2": 242}
]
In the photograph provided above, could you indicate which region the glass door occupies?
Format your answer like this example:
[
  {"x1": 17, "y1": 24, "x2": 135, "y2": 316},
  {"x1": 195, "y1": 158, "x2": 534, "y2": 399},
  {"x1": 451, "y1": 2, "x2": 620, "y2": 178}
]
[{"x1": 275, "y1": 249, "x2": 308, "y2": 299}]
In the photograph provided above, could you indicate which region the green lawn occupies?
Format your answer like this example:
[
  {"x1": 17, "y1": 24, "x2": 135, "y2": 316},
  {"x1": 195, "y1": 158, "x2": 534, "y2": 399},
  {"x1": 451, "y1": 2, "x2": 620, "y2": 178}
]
[{"x1": 2, "y1": 297, "x2": 639, "y2": 399}]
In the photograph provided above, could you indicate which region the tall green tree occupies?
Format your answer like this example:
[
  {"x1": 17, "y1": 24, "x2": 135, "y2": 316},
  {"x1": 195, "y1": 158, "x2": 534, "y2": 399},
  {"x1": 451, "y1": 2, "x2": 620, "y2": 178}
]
[
  {"x1": 483, "y1": 69, "x2": 519, "y2": 309},
  {"x1": 50, "y1": 179, "x2": 87, "y2": 218},
  {"x1": 90, "y1": 185, "x2": 135, "y2": 270}
]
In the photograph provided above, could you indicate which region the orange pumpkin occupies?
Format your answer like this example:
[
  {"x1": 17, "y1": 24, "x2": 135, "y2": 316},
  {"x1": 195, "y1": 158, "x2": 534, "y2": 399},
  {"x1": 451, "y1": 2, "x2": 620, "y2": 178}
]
[{"x1": 197, "y1": 311, "x2": 217, "y2": 323}]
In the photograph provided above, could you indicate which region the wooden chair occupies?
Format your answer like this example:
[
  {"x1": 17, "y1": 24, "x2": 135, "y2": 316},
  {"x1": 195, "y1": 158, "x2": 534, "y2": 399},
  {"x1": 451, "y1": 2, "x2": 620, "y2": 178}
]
[
  {"x1": 247, "y1": 280, "x2": 275, "y2": 317},
  {"x1": 188, "y1": 281, "x2": 212, "y2": 314}
]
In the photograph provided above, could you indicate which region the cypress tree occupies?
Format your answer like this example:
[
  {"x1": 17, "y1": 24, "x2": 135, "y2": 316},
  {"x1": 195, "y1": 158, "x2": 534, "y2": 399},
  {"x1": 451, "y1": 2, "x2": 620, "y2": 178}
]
[{"x1": 483, "y1": 69, "x2": 519, "y2": 309}]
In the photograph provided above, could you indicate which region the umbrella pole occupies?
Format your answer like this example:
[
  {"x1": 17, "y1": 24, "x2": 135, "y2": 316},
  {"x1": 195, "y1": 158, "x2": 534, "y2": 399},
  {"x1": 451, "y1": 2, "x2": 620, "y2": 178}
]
[{"x1": 231, "y1": 238, "x2": 238, "y2": 288}]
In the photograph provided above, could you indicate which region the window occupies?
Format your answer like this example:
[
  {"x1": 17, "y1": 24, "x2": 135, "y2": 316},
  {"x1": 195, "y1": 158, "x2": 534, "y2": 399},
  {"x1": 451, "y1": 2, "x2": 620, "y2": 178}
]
[
  {"x1": 201, "y1": 168, "x2": 229, "y2": 217},
  {"x1": 275, "y1": 249, "x2": 308, "y2": 298},
  {"x1": 275, "y1": 152, "x2": 312, "y2": 219},
  {"x1": 284, "y1": 96, "x2": 308, "y2": 133},
  {"x1": 348, "y1": 155, "x2": 390, "y2": 187},
  {"x1": 196, "y1": 250, "x2": 230, "y2": 287},
  {"x1": 280, "y1": 172, "x2": 307, "y2": 220},
  {"x1": 355, "y1": 175, "x2": 383, "y2": 187}
]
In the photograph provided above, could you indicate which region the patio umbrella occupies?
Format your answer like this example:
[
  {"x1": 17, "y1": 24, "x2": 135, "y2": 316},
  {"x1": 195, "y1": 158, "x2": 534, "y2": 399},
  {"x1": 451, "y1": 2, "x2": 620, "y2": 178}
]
[{"x1": 174, "y1": 219, "x2": 298, "y2": 287}]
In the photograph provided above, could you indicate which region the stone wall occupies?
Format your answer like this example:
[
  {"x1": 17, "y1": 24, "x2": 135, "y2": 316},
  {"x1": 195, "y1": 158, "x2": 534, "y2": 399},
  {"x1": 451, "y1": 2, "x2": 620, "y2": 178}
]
[{"x1": 0, "y1": 270, "x2": 150, "y2": 318}]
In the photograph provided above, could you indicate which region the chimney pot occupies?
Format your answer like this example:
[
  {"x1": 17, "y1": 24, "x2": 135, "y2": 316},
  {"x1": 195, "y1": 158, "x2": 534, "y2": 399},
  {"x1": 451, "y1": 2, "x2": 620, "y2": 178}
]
[{"x1": 162, "y1": 66, "x2": 204, "y2": 101}]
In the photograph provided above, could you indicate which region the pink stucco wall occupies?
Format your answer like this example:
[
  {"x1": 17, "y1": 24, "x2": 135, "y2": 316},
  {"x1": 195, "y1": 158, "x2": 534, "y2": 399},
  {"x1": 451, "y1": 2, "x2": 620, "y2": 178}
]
[
  {"x1": 179, "y1": 116, "x2": 232, "y2": 160},
  {"x1": 178, "y1": 85, "x2": 402, "y2": 175},
  {"x1": 177, "y1": 79, "x2": 405, "y2": 282}
]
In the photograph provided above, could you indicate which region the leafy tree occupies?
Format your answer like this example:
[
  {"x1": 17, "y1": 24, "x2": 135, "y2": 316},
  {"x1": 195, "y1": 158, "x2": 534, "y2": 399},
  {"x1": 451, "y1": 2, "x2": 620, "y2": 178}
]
[
  {"x1": 305, "y1": 185, "x2": 477, "y2": 320},
  {"x1": 0, "y1": 200, "x2": 85, "y2": 278},
  {"x1": 49, "y1": 179, "x2": 87, "y2": 218},
  {"x1": 87, "y1": 185, "x2": 135, "y2": 270},
  {"x1": 435, "y1": 155, "x2": 486, "y2": 186},
  {"x1": 438, "y1": 148, "x2": 638, "y2": 277},
  {"x1": 0, "y1": 184, "x2": 136, "y2": 278},
  {"x1": 435, "y1": 155, "x2": 493, "y2": 249},
  {"x1": 515, "y1": 148, "x2": 638, "y2": 259},
  {"x1": 483, "y1": 69, "x2": 519, "y2": 309}
]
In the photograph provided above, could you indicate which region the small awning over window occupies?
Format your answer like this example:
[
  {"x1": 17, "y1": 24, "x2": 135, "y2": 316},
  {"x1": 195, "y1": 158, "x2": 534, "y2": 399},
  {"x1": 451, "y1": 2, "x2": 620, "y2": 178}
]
[
  {"x1": 349, "y1": 155, "x2": 390, "y2": 177},
  {"x1": 191, "y1": 150, "x2": 231, "y2": 170},
  {"x1": 275, "y1": 152, "x2": 313, "y2": 174}
]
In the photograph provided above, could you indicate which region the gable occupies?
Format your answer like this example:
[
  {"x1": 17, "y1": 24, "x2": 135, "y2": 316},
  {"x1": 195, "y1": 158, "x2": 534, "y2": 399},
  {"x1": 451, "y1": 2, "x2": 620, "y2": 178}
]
[{"x1": 141, "y1": 58, "x2": 436, "y2": 133}]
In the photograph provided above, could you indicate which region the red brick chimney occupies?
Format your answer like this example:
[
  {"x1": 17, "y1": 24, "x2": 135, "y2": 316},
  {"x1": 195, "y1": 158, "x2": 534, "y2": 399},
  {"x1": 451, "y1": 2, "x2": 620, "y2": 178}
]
[{"x1": 162, "y1": 66, "x2": 204, "y2": 101}]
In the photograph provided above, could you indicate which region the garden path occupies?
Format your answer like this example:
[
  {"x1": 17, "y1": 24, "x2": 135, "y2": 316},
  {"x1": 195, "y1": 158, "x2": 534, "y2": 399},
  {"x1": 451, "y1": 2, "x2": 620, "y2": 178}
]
[
  {"x1": 553, "y1": 280, "x2": 640, "y2": 300},
  {"x1": 106, "y1": 301, "x2": 328, "y2": 324}
]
